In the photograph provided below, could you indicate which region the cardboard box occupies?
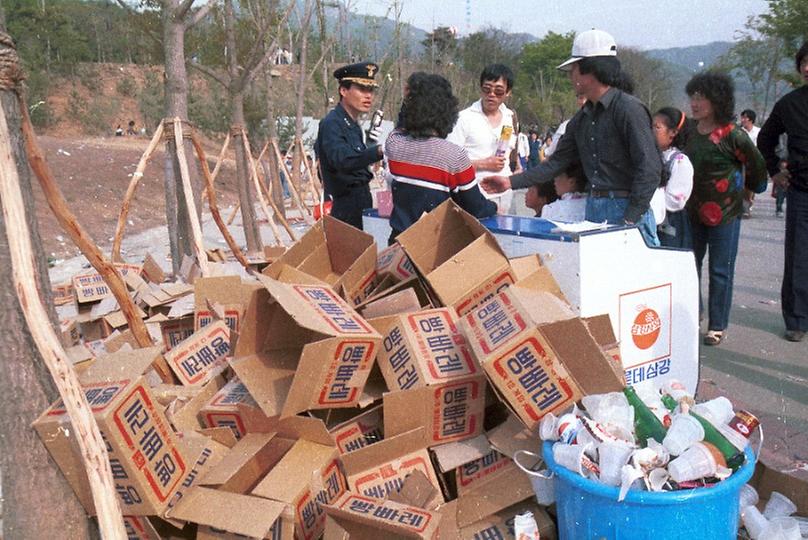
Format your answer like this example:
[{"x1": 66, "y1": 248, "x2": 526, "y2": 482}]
[
  {"x1": 33, "y1": 366, "x2": 189, "y2": 515},
  {"x1": 458, "y1": 499, "x2": 557, "y2": 540},
  {"x1": 378, "y1": 308, "x2": 486, "y2": 445},
  {"x1": 160, "y1": 315, "x2": 195, "y2": 352},
  {"x1": 60, "y1": 318, "x2": 80, "y2": 347},
  {"x1": 376, "y1": 243, "x2": 416, "y2": 284},
  {"x1": 325, "y1": 492, "x2": 441, "y2": 539},
  {"x1": 200, "y1": 432, "x2": 296, "y2": 494},
  {"x1": 171, "y1": 486, "x2": 293, "y2": 539},
  {"x1": 231, "y1": 277, "x2": 381, "y2": 417},
  {"x1": 315, "y1": 405, "x2": 385, "y2": 455},
  {"x1": 72, "y1": 263, "x2": 143, "y2": 304},
  {"x1": 251, "y1": 438, "x2": 347, "y2": 540},
  {"x1": 122, "y1": 516, "x2": 160, "y2": 540},
  {"x1": 396, "y1": 200, "x2": 515, "y2": 316},
  {"x1": 341, "y1": 428, "x2": 443, "y2": 502},
  {"x1": 461, "y1": 287, "x2": 624, "y2": 430},
  {"x1": 141, "y1": 253, "x2": 166, "y2": 284},
  {"x1": 454, "y1": 448, "x2": 517, "y2": 496},
  {"x1": 199, "y1": 377, "x2": 277, "y2": 439},
  {"x1": 163, "y1": 320, "x2": 231, "y2": 386},
  {"x1": 52, "y1": 280, "x2": 75, "y2": 306},
  {"x1": 264, "y1": 216, "x2": 378, "y2": 306},
  {"x1": 193, "y1": 276, "x2": 261, "y2": 332}
]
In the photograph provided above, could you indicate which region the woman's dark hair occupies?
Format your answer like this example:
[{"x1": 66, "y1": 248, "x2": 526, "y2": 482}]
[
  {"x1": 480, "y1": 63, "x2": 515, "y2": 90},
  {"x1": 400, "y1": 72, "x2": 459, "y2": 139},
  {"x1": 654, "y1": 106, "x2": 693, "y2": 149},
  {"x1": 564, "y1": 161, "x2": 588, "y2": 193},
  {"x1": 685, "y1": 71, "x2": 735, "y2": 125},
  {"x1": 796, "y1": 41, "x2": 808, "y2": 73}
]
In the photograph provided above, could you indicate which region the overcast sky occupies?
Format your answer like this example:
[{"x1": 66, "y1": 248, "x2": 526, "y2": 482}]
[{"x1": 351, "y1": 0, "x2": 770, "y2": 49}]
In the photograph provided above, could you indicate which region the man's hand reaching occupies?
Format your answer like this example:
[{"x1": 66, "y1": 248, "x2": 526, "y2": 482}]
[{"x1": 481, "y1": 175, "x2": 512, "y2": 194}]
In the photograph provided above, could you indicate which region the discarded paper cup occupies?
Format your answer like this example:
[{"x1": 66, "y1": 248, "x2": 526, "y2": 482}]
[
  {"x1": 663, "y1": 414, "x2": 705, "y2": 456},
  {"x1": 646, "y1": 467, "x2": 670, "y2": 492},
  {"x1": 692, "y1": 396, "x2": 734, "y2": 425},
  {"x1": 742, "y1": 505, "x2": 769, "y2": 540},
  {"x1": 762, "y1": 491, "x2": 797, "y2": 519},
  {"x1": 513, "y1": 450, "x2": 556, "y2": 506},
  {"x1": 667, "y1": 442, "x2": 717, "y2": 483},
  {"x1": 539, "y1": 412, "x2": 559, "y2": 441},
  {"x1": 597, "y1": 441, "x2": 633, "y2": 487},
  {"x1": 769, "y1": 517, "x2": 801, "y2": 540},
  {"x1": 553, "y1": 443, "x2": 592, "y2": 477},
  {"x1": 739, "y1": 483, "x2": 759, "y2": 510},
  {"x1": 556, "y1": 413, "x2": 582, "y2": 444}
]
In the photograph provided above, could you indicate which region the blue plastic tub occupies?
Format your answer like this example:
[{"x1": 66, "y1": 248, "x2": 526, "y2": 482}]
[{"x1": 543, "y1": 441, "x2": 756, "y2": 540}]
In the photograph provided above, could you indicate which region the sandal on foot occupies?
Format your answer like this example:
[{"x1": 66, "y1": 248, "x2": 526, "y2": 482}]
[{"x1": 703, "y1": 330, "x2": 724, "y2": 346}]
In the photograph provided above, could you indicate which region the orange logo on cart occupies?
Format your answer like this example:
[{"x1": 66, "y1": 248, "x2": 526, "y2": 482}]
[{"x1": 631, "y1": 307, "x2": 661, "y2": 350}]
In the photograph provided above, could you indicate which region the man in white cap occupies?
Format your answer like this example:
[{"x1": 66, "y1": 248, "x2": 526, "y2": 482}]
[{"x1": 482, "y1": 29, "x2": 662, "y2": 245}]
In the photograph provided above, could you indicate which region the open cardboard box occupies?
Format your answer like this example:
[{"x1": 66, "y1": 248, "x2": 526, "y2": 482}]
[
  {"x1": 378, "y1": 307, "x2": 486, "y2": 446},
  {"x1": 231, "y1": 276, "x2": 381, "y2": 418},
  {"x1": 324, "y1": 492, "x2": 442, "y2": 539},
  {"x1": 264, "y1": 216, "x2": 378, "y2": 306},
  {"x1": 376, "y1": 243, "x2": 416, "y2": 284},
  {"x1": 461, "y1": 286, "x2": 625, "y2": 430},
  {"x1": 193, "y1": 276, "x2": 261, "y2": 332},
  {"x1": 396, "y1": 200, "x2": 516, "y2": 316},
  {"x1": 198, "y1": 377, "x2": 277, "y2": 439}
]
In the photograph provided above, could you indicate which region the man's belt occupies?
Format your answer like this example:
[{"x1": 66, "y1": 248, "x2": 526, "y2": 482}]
[{"x1": 590, "y1": 188, "x2": 631, "y2": 198}]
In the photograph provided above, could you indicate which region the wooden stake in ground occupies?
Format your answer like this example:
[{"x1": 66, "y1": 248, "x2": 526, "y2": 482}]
[
  {"x1": 272, "y1": 138, "x2": 312, "y2": 220},
  {"x1": 20, "y1": 102, "x2": 153, "y2": 350},
  {"x1": 0, "y1": 86, "x2": 127, "y2": 540},
  {"x1": 298, "y1": 136, "x2": 321, "y2": 202},
  {"x1": 200, "y1": 132, "x2": 231, "y2": 203},
  {"x1": 112, "y1": 120, "x2": 165, "y2": 262},
  {"x1": 172, "y1": 117, "x2": 210, "y2": 275},
  {"x1": 240, "y1": 128, "x2": 285, "y2": 246},
  {"x1": 189, "y1": 131, "x2": 251, "y2": 269}
]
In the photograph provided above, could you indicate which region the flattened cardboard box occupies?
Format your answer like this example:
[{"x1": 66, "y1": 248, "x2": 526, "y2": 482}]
[
  {"x1": 461, "y1": 287, "x2": 624, "y2": 430},
  {"x1": 200, "y1": 432, "x2": 295, "y2": 494},
  {"x1": 231, "y1": 277, "x2": 381, "y2": 417},
  {"x1": 123, "y1": 516, "x2": 160, "y2": 540},
  {"x1": 72, "y1": 263, "x2": 143, "y2": 304},
  {"x1": 264, "y1": 215, "x2": 378, "y2": 306},
  {"x1": 199, "y1": 377, "x2": 277, "y2": 439},
  {"x1": 459, "y1": 499, "x2": 557, "y2": 540},
  {"x1": 163, "y1": 320, "x2": 231, "y2": 386},
  {"x1": 251, "y1": 438, "x2": 347, "y2": 540},
  {"x1": 396, "y1": 200, "x2": 515, "y2": 316},
  {"x1": 160, "y1": 315, "x2": 195, "y2": 352},
  {"x1": 171, "y1": 486, "x2": 293, "y2": 539},
  {"x1": 341, "y1": 428, "x2": 443, "y2": 503},
  {"x1": 454, "y1": 448, "x2": 517, "y2": 496},
  {"x1": 378, "y1": 308, "x2": 485, "y2": 445},
  {"x1": 33, "y1": 372, "x2": 188, "y2": 515},
  {"x1": 325, "y1": 492, "x2": 441, "y2": 539}
]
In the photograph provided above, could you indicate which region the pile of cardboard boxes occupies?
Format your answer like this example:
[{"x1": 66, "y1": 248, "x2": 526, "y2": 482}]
[{"x1": 40, "y1": 200, "x2": 629, "y2": 539}]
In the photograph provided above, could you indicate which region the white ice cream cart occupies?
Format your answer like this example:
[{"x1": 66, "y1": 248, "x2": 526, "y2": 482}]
[{"x1": 363, "y1": 210, "x2": 700, "y2": 394}]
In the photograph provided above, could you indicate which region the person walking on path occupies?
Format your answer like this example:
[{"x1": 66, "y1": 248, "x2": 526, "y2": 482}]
[
  {"x1": 314, "y1": 61, "x2": 384, "y2": 230},
  {"x1": 684, "y1": 71, "x2": 768, "y2": 346},
  {"x1": 757, "y1": 42, "x2": 808, "y2": 343},
  {"x1": 448, "y1": 64, "x2": 518, "y2": 214},
  {"x1": 481, "y1": 29, "x2": 662, "y2": 246}
]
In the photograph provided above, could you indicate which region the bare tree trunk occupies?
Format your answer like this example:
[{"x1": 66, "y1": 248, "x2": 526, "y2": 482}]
[
  {"x1": 226, "y1": 0, "x2": 262, "y2": 252},
  {"x1": 0, "y1": 15, "x2": 94, "y2": 539},
  {"x1": 163, "y1": 0, "x2": 203, "y2": 274},
  {"x1": 292, "y1": 0, "x2": 314, "y2": 196}
]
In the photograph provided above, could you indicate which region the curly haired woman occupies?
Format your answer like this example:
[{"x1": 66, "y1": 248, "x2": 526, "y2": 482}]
[
  {"x1": 684, "y1": 71, "x2": 767, "y2": 346},
  {"x1": 385, "y1": 72, "x2": 496, "y2": 244}
]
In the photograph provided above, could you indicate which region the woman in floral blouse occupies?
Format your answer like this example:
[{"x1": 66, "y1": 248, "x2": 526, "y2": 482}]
[{"x1": 685, "y1": 71, "x2": 767, "y2": 346}]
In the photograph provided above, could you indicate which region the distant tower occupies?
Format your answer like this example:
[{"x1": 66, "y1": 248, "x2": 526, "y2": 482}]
[{"x1": 465, "y1": 0, "x2": 471, "y2": 34}]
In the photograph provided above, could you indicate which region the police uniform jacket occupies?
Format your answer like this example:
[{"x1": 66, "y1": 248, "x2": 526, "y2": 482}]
[{"x1": 315, "y1": 102, "x2": 381, "y2": 199}]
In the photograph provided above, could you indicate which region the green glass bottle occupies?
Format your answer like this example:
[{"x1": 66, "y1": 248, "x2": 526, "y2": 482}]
[
  {"x1": 623, "y1": 386, "x2": 667, "y2": 447},
  {"x1": 660, "y1": 394, "x2": 745, "y2": 471}
]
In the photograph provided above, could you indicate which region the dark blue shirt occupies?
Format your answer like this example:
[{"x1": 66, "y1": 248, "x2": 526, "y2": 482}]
[{"x1": 314, "y1": 102, "x2": 382, "y2": 198}]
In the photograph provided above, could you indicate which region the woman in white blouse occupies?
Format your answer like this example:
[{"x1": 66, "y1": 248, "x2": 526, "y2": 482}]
[{"x1": 650, "y1": 107, "x2": 695, "y2": 248}]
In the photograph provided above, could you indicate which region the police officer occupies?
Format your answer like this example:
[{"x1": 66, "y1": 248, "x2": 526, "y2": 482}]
[{"x1": 314, "y1": 61, "x2": 384, "y2": 230}]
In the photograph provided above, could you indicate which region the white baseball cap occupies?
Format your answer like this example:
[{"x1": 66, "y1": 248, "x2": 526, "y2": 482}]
[{"x1": 557, "y1": 29, "x2": 617, "y2": 71}]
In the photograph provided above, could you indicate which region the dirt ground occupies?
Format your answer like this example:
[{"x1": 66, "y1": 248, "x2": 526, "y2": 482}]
[{"x1": 34, "y1": 134, "x2": 241, "y2": 261}]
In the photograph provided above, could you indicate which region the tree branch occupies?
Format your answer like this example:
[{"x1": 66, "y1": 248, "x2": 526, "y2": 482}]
[
  {"x1": 185, "y1": 0, "x2": 217, "y2": 29},
  {"x1": 240, "y1": 0, "x2": 296, "y2": 87},
  {"x1": 114, "y1": 0, "x2": 162, "y2": 46},
  {"x1": 174, "y1": 0, "x2": 197, "y2": 21},
  {"x1": 188, "y1": 60, "x2": 229, "y2": 89}
]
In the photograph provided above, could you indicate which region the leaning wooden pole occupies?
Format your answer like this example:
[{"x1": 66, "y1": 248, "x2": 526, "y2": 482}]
[
  {"x1": 19, "y1": 103, "x2": 153, "y2": 349},
  {"x1": 200, "y1": 132, "x2": 231, "y2": 203},
  {"x1": 240, "y1": 129, "x2": 285, "y2": 246},
  {"x1": 255, "y1": 153, "x2": 298, "y2": 242},
  {"x1": 0, "y1": 91, "x2": 127, "y2": 540},
  {"x1": 112, "y1": 121, "x2": 164, "y2": 261},
  {"x1": 272, "y1": 138, "x2": 312, "y2": 220},
  {"x1": 189, "y1": 131, "x2": 251, "y2": 269},
  {"x1": 298, "y1": 136, "x2": 321, "y2": 202},
  {"x1": 172, "y1": 118, "x2": 210, "y2": 276}
]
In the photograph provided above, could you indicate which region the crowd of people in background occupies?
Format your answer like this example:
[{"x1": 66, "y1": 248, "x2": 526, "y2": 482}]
[{"x1": 315, "y1": 30, "x2": 808, "y2": 346}]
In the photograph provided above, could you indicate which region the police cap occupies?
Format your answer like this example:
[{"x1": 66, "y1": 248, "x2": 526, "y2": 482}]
[{"x1": 333, "y1": 61, "x2": 379, "y2": 88}]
